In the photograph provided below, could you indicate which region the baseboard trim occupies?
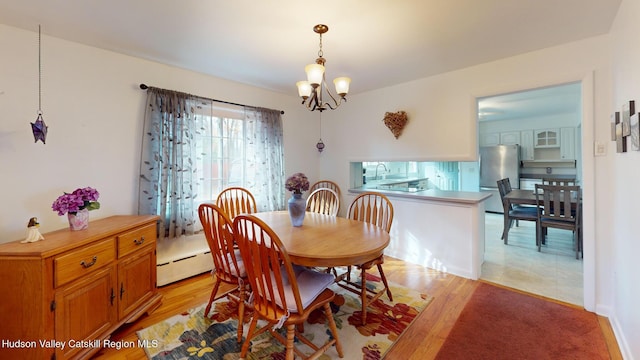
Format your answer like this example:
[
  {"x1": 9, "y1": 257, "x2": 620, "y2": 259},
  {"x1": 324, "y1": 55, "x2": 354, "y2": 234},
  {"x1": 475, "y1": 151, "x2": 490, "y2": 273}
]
[{"x1": 157, "y1": 251, "x2": 213, "y2": 286}]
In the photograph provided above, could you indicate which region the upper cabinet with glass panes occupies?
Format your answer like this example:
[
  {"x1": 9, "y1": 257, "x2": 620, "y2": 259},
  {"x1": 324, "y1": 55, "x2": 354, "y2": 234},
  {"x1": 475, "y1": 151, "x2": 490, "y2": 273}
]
[{"x1": 534, "y1": 129, "x2": 559, "y2": 148}]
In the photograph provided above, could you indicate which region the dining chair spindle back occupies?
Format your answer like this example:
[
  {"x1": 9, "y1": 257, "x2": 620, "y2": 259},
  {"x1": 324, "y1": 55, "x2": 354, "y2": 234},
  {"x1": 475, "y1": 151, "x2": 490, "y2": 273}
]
[
  {"x1": 233, "y1": 214, "x2": 344, "y2": 360},
  {"x1": 197, "y1": 203, "x2": 249, "y2": 343},
  {"x1": 309, "y1": 180, "x2": 341, "y2": 197},
  {"x1": 342, "y1": 191, "x2": 394, "y2": 325},
  {"x1": 306, "y1": 188, "x2": 340, "y2": 216},
  {"x1": 215, "y1": 187, "x2": 257, "y2": 219}
]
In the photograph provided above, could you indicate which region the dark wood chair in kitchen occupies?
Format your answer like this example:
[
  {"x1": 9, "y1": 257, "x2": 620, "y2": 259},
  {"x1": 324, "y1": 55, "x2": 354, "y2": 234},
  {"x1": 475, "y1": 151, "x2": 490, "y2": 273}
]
[
  {"x1": 535, "y1": 184, "x2": 582, "y2": 259},
  {"x1": 497, "y1": 178, "x2": 539, "y2": 245},
  {"x1": 542, "y1": 178, "x2": 576, "y2": 186}
]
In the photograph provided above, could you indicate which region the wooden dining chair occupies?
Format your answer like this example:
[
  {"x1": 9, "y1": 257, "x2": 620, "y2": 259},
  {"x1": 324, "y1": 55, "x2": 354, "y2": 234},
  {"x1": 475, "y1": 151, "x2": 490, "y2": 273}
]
[
  {"x1": 197, "y1": 203, "x2": 249, "y2": 343},
  {"x1": 535, "y1": 184, "x2": 582, "y2": 259},
  {"x1": 542, "y1": 178, "x2": 577, "y2": 186},
  {"x1": 497, "y1": 178, "x2": 539, "y2": 245},
  {"x1": 340, "y1": 191, "x2": 394, "y2": 325},
  {"x1": 233, "y1": 214, "x2": 344, "y2": 360},
  {"x1": 310, "y1": 180, "x2": 341, "y2": 197},
  {"x1": 215, "y1": 187, "x2": 257, "y2": 219},
  {"x1": 306, "y1": 188, "x2": 340, "y2": 216}
]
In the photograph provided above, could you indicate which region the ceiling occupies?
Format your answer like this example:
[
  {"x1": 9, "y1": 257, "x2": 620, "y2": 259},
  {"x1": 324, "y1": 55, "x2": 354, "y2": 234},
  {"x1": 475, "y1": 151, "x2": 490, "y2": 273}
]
[
  {"x1": 478, "y1": 82, "x2": 582, "y2": 122},
  {"x1": 0, "y1": 0, "x2": 620, "y2": 117}
]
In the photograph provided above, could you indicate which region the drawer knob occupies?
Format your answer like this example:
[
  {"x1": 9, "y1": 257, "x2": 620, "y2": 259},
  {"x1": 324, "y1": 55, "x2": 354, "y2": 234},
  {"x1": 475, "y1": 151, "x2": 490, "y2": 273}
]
[
  {"x1": 134, "y1": 236, "x2": 145, "y2": 245},
  {"x1": 80, "y1": 256, "x2": 98, "y2": 268}
]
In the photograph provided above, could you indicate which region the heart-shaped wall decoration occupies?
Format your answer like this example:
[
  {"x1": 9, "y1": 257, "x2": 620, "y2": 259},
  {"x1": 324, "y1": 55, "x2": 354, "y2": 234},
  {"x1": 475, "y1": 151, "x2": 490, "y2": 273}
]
[{"x1": 383, "y1": 111, "x2": 408, "y2": 139}]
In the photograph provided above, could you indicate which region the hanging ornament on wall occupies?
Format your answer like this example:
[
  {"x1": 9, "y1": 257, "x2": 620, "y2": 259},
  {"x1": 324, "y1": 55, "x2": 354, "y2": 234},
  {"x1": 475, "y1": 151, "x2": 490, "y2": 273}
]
[
  {"x1": 30, "y1": 25, "x2": 48, "y2": 144},
  {"x1": 316, "y1": 112, "x2": 325, "y2": 152},
  {"x1": 383, "y1": 110, "x2": 408, "y2": 139}
]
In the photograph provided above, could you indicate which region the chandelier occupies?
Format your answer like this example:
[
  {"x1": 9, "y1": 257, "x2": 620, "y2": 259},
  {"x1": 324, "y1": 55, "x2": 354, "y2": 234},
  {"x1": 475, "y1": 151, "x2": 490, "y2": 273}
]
[{"x1": 296, "y1": 24, "x2": 351, "y2": 112}]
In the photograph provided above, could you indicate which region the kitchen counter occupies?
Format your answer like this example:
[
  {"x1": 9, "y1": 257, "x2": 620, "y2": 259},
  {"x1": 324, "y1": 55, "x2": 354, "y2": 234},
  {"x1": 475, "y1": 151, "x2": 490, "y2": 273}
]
[
  {"x1": 366, "y1": 176, "x2": 428, "y2": 186},
  {"x1": 364, "y1": 177, "x2": 429, "y2": 192},
  {"x1": 349, "y1": 187, "x2": 492, "y2": 204},
  {"x1": 347, "y1": 186, "x2": 491, "y2": 280},
  {"x1": 519, "y1": 174, "x2": 576, "y2": 180}
]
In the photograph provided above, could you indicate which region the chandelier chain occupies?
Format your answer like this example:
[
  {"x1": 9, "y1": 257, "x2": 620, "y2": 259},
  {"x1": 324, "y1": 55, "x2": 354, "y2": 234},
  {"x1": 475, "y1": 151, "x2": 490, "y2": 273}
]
[{"x1": 317, "y1": 33, "x2": 323, "y2": 58}]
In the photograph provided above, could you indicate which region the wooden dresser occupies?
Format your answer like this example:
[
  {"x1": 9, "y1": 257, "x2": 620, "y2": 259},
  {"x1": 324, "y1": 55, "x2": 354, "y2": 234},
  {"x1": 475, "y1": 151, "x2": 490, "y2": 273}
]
[{"x1": 0, "y1": 215, "x2": 162, "y2": 360}]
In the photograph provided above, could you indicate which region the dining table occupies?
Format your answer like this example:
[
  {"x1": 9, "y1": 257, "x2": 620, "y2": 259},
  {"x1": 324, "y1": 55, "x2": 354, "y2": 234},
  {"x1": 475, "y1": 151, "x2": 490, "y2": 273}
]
[
  {"x1": 504, "y1": 188, "x2": 580, "y2": 207},
  {"x1": 250, "y1": 211, "x2": 390, "y2": 268},
  {"x1": 504, "y1": 188, "x2": 545, "y2": 206}
]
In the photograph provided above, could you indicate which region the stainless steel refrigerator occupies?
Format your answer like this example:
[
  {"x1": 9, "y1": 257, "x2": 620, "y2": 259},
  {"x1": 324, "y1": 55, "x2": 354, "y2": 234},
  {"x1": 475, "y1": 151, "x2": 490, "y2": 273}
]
[{"x1": 479, "y1": 144, "x2": 520, "y2": 213}]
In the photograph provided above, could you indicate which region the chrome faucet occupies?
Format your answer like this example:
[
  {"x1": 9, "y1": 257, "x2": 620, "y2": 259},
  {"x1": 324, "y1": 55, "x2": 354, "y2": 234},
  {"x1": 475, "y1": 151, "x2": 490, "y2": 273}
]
[{"x1": 375, "y1": 163, "x2": 388, "y2": 180}]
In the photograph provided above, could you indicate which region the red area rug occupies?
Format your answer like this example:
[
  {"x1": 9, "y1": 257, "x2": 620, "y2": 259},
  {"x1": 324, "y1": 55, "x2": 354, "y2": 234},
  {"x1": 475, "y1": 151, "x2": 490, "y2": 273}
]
[{"x1": 435, "y1": 282, "x2": 610, "y2": 360}]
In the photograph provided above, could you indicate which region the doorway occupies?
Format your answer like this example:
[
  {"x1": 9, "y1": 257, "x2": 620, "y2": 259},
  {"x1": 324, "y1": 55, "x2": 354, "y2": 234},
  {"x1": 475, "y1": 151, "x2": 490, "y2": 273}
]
[{"x1": 477, "y1": 82, "x2": 584, "y2": 306}]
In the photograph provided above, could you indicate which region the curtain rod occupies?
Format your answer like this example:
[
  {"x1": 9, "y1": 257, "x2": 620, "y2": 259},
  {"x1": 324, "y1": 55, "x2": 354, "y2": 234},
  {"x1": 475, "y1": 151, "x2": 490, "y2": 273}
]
[{"x1": 139, "y1": 83, "x2": 284, "y2": 115}]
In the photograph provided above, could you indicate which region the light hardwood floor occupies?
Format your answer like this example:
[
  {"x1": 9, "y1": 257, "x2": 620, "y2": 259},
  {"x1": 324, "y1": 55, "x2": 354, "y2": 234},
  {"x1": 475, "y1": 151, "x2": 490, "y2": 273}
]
[{"x1": 92, "y1": 257, "x2": 620, "y2": 359}]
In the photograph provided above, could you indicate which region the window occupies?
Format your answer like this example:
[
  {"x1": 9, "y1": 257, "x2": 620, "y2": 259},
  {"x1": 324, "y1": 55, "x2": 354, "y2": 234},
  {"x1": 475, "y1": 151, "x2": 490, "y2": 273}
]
[{"x1": 194, "y1": 101, "x2": 247, "y2": 203}]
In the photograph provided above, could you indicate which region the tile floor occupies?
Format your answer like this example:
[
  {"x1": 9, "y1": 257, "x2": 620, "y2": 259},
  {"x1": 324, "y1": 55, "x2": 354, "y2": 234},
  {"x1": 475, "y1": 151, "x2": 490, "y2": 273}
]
[{"x1": 481, "y1": 212, "x2": 583, "y2": 306}]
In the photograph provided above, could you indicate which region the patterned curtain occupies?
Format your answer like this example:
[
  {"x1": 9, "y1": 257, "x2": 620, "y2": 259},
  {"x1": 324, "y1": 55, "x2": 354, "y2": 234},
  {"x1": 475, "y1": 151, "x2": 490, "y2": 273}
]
[
  {"x1": 138, "y1": 88, "x2": 200, "y2": 238},
  {"x1": 244, "y1": 107, "x2": 285, "y2": 212},
  {"x1": 138, "y1": 88, "x2": 285, "y2": 238}
]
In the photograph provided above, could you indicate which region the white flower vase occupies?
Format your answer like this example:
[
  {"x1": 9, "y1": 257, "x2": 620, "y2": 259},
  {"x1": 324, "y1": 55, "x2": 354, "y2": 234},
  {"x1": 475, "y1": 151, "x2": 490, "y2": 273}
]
[
  {"x1": 68, "y1": 208, "x2": 90, "y2": 231},
  {"x1": 288, "y1": 193, "x2": 306, "y2": 227}
]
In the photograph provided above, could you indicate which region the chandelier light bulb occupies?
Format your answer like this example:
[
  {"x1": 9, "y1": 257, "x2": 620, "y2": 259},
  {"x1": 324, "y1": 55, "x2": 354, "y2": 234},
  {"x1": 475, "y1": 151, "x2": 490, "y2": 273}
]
[
  {"x1": 305, "y1": 64, "x2": 325, "y2": 87},
  {"x1": 333, "y1": 77, "x2": 351, "y2": 97},
  {"x1": 296, "y1": 81, "x2": 312, "y2": 99}
]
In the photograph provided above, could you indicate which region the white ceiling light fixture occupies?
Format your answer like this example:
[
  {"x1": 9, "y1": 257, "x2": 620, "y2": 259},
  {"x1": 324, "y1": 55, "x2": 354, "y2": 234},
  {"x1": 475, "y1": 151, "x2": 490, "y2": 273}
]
[{"x1": 296, "y1": 24, "x2": 351, "y2": 112}]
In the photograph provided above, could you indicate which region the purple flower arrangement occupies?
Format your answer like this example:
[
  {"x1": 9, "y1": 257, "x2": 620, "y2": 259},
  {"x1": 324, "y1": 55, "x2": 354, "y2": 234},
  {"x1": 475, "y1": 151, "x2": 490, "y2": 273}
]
[
  {"x1": 52, "y1": 187, "x2": 101, "y2": 215},
  {"x1": 285, "y1": 173, "x2": 310, "y2": 194}
]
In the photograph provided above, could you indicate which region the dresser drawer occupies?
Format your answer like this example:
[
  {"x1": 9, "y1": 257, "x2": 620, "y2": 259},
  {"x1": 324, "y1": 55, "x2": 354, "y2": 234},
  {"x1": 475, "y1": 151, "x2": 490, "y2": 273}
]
[
  {"x1": 54, "y1": 238, "x2": 116, "y2": 287},
  {"x1": 117, "y1": 224, "x2": 156, "y2": 258}
]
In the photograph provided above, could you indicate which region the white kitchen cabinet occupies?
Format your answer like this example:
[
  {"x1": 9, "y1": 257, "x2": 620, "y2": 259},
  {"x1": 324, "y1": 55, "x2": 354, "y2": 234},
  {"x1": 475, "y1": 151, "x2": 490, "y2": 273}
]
[
  {"x1": 534, "y1": 129, "x2": 559, "y2": 148},
  {"x1": 480, "y1": 131, "x2": 520, "y2": 146},
  {"x1": 520, "y1": 130, "x2": 534, "y2": 160},
  {"x1": 479, "y1": 132, "x2": 500, "y2": 146},
  {"x1": 560, "y1": 127, "x2": 576, "y2": 159},
  {"x1": 499, "y1": 131, "x2": 520, "y2": 145}
]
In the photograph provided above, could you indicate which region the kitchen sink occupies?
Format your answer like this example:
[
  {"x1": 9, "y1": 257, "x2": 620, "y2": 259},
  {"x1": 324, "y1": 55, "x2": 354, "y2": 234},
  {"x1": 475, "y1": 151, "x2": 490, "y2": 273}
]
[{"x1": 375, "y1": 185, "x2": 427, "y2": 193}]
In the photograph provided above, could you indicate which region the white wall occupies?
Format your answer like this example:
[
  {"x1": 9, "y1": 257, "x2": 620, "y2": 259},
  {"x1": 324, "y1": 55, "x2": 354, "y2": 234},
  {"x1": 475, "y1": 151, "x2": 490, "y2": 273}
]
[
  {"x1": 0, "y1": 24, "x2": 318, "y2": 243},
  {"x1": 608, "y1": 0, "x2": 640, "y2": 357},
  {"x1": 1, "y1": 15, "x2": 636, "y2": 358},
  {"x1": 318, "y1": 32, "x2": 623, "y2": 349}
]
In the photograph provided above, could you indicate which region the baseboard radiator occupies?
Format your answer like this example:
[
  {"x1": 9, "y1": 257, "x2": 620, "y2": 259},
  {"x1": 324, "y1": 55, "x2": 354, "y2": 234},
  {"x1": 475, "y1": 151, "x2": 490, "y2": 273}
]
[{"x1": 156, "y1": 234, "x2": 214, "y2": 286}]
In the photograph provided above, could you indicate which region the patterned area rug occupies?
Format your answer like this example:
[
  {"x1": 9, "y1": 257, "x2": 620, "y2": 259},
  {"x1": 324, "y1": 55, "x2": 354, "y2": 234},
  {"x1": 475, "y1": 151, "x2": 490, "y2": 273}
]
[{"x1": 137, "y1": 272, "x2": 432, "y2": 359}]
